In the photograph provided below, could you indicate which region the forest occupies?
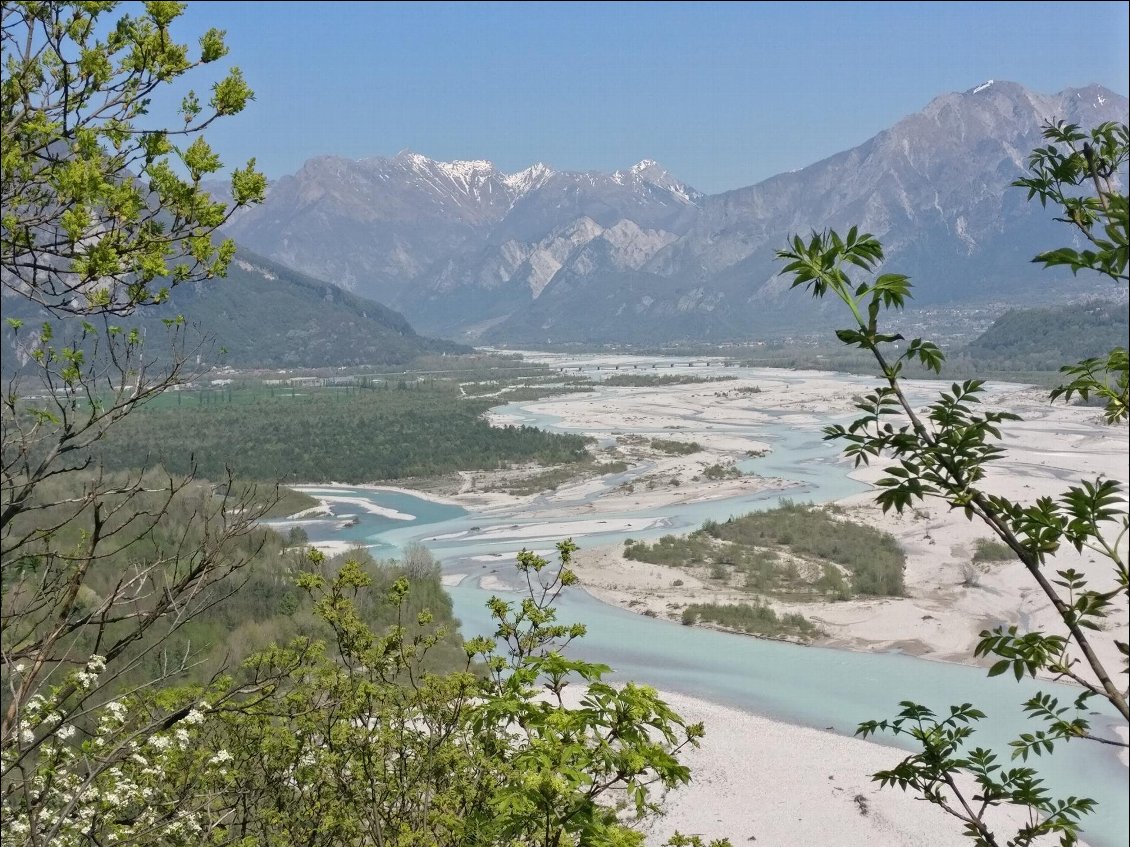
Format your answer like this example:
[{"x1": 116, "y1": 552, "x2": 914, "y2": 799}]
[{"x1": 93, "y1": 381, "x2": 594, "y2": 483}]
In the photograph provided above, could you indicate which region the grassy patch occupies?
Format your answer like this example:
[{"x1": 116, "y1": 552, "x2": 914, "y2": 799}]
[{"x1": 973, "y1": 537, "x2": 1014, "y2": 562}]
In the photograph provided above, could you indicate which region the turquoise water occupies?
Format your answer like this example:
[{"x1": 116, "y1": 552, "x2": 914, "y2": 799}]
[
  {"x1": 450, "y1": 578, "x2": 1127, "y2": 847},
  {"x1": 287, "y1": 368, "x2": 1128, "y2": 847}
]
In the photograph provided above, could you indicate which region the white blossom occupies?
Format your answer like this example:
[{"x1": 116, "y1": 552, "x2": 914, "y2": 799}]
[{"x1": 184, "y1": 708, "x2": 205, "y2": 725}]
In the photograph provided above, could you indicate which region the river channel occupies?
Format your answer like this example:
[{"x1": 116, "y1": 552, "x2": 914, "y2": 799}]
[{"x1": 281, "y1": 360, "x2": 1128, "y2": 846}]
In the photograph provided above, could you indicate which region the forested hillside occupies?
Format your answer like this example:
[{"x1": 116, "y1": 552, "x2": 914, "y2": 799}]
[
  {"x1": 0, "y1": 248, "x2": 466, "y2": 372},
  {"x1": 960, "y1": 300, "x2": 1129, "y2": 372}
]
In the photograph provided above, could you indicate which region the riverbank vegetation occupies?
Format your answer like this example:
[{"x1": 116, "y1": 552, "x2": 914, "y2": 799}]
[
  {"x1": 624, "y1": 500, "x2": 906, "y2": 601},
  {"x1": 650, "y1": 438, "x2": 704, "y2": 455},
  {"x1": 682, "y1": 600, "x2": 821, "y2": 640}
]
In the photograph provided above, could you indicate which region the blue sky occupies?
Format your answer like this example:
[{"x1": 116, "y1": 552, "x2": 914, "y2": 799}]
[{"x1": 171, "y1": 1, "x2": 1129, "y2": 194}]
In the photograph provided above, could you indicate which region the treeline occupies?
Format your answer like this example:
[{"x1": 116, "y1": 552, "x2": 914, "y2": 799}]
[
  {"x1": 624, "y1": 500, "x2": 905, "y2": 598},
  {"x1": 598, "y1": 373, "x2": 737, "y2": 387},
  {"x1": 93, "y1": 382, "x2": 593, "y2": 483}
]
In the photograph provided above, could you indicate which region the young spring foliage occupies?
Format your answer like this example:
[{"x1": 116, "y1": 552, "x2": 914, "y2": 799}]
[
  {"x1": 1, "y1": 0, "x2": 266, "y2": 315},
  {"x1": 3, "y1": 541, "x2": 712, "y2": 847}
]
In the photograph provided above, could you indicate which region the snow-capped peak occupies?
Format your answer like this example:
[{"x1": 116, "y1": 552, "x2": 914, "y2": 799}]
[
  {"x1": 392, "y1": 150, "x2": 496, "y2": 179},
  {"x1": 616, "y1": 159, "x2": 702, "y2": 206},
  {"x1": 971, "y1": 79, "x2": 995, "y2": 94},
  {"x1": 394, "y1": 149, "x2": 433, "y2": 168},
  {"x1": 503, "y1": 162, "x2": 555, "y2": 195},
  {"x1": 434, "y1": 158, "x2": 497, "y2": 182}
]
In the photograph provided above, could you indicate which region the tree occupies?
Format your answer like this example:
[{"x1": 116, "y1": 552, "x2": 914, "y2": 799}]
[
  {"x1": 1, "y1": 2, "x2": 272, "y2": 840},
  {"x1": 776, "y1": 119, "x2": 1128, "y2": 846},
  {"x1": 2, "y1": 0, "x2": 268, "y2": 568},
  {"x1": 2, "y1": 0, "x2": 266, "y2": 315},
  {"x1": 196, "y1": 542, "x2": 710, "y2": 847}
]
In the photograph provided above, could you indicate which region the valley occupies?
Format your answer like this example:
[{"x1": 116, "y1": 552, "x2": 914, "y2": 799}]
[
  {"x1": 274, "y1": 354, "x2": 1129, "y2": 847},
  {"x1": 4, "y1": 7, "x2": 1126, "y2": 843}
]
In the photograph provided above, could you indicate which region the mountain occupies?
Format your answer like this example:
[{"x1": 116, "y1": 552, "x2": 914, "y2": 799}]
[
  {"x1": 1, "y1": 249, "x2": 466, "y2": 371},
  {"x1": 221, "y1": 82, "x2": 1127, "y2": 344}
]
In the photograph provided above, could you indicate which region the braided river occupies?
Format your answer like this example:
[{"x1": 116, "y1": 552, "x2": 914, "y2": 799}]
[{"x1": 279, "y1": 360, "x2": 1127, "y2": 846}]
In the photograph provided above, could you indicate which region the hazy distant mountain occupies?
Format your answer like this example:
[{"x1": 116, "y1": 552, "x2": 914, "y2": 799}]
[
  {"x1": 222, "y1": 81, "x2": 1127, "y2": 344},
  {"x1": 1, "y1": 249, "x2": 465, "y2": 371}
]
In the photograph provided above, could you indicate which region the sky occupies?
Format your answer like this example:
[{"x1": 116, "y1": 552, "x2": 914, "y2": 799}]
[{"x1": 168, "y1": 1, "x2": 1129, "y2": 194}]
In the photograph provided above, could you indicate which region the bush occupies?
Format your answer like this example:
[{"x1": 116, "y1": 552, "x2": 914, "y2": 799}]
[
  {"x1": 650, "y1": 438, "x2": 703, "y2": 455},
  {"x1": 972, "y1": 537, "x2": 1014, "y2": 562},
  {"x1": 681, "y1": 601, "x2": 819, "y2": 640},
  {"x1": 702, "y1": 462, "x2": 741, "y2": 480}
]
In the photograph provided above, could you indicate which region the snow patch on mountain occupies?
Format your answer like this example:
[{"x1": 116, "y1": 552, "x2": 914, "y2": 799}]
[{"x1": 234, "y1": 259, "x2": 277, "y2": 280}]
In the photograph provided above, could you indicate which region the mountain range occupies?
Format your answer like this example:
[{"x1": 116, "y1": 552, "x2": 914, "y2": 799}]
[{"x1": 220, "y1": 81, "x2": 1128, "y2": 345}]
